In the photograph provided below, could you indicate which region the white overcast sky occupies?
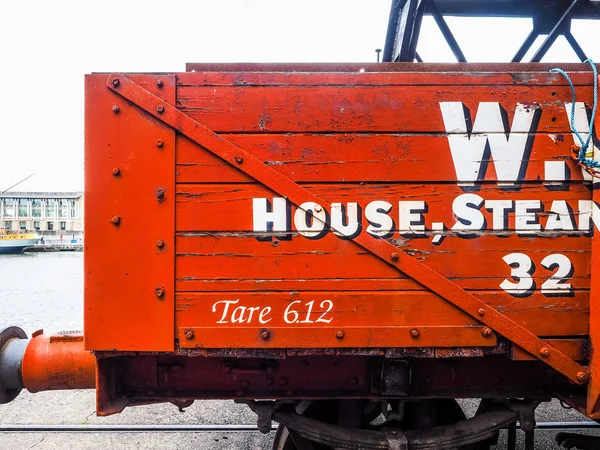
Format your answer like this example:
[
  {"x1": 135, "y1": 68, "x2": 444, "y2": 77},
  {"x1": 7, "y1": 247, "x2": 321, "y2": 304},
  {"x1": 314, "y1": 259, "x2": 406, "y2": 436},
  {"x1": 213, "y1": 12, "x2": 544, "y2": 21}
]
[{"x1": 1, "y1": 0, "x2": 599, "y2": 192}]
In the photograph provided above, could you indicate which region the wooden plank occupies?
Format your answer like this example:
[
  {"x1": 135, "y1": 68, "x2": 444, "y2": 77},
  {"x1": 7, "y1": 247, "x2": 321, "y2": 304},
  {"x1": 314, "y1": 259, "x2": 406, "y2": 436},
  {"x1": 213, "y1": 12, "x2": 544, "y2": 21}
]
[
  {"x1": 512, "y1": 339, "x2": 586, "y2": 361},
  {"x1": 175, "y1": 233, "x2": 589, "y2": 289},
  {"x1": 177, "y1": 325, "x2": 497, "y2": 349},
  {"x1": 176, "y1": 133, "x2": 587, "y2": 183},
  {"x1": 176, "y1": 278, "x2": 590, "y2": 294},
  {"x1": 175, "y1": 183, "x2": 592, "y2": 232},
  {"x1": 175, "y1": 291, "x2": 588, "y2": 337},
  {"x1": 178, "y1": 70, "x2": 597, "y2": 87},
  {"x1": 177, "y1": 85, "x2": 594, "y2": 133}
]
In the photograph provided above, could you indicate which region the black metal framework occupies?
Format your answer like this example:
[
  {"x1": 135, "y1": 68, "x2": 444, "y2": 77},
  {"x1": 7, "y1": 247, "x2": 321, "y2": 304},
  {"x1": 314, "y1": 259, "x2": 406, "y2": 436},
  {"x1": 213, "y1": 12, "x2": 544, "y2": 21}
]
[{"x1": 383, "y1": 0, "x2": 600, "y2": 63}]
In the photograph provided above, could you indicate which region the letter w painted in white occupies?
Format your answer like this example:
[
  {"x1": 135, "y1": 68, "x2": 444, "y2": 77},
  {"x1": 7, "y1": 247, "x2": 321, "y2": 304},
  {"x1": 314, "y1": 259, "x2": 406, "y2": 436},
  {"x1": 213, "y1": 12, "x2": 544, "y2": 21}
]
[
  {"x1": 564, "y1": 102, "x2": 599, "y2": 182},
  {"x1": 440, "y1": 102, "x2": 538, "y2": 182}
]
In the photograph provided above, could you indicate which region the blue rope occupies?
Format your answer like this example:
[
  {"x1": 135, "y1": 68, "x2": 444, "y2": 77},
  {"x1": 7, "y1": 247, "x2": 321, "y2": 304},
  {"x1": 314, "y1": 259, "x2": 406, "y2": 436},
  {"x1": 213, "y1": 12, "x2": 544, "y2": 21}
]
[{"x1": 550, "y1": 59, "x2": 599, "y2": 170}]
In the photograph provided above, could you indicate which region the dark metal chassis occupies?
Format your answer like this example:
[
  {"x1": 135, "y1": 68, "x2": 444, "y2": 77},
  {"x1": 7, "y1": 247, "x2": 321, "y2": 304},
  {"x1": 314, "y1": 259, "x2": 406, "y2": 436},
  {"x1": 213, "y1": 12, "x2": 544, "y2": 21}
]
[{"x1": 96, "y1": 351, "x2": 584, "y2": 415}]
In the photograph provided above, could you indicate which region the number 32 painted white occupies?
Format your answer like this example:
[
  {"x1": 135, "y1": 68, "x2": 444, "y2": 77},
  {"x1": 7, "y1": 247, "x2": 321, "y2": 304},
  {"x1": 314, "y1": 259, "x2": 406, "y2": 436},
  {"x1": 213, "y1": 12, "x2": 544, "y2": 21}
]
[{"x1": 500, "y1": 253, "x2": 573, "y2": 295}]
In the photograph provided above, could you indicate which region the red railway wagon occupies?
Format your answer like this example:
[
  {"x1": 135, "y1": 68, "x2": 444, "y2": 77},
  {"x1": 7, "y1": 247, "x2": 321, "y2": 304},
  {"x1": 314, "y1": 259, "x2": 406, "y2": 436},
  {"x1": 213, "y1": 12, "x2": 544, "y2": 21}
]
[{"x1": 1, "y1": 62, "x2": 600, "y2": 449}]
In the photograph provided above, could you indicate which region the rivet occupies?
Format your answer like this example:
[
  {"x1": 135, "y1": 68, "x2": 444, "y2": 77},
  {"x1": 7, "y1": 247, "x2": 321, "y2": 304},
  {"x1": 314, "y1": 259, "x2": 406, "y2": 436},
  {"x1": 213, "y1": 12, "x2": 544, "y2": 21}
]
[
  {"x1": 156, "y1": 188, "x2": 165, "y2": 202},
  {"x1": 112, "y1": 105, "x2": 120, "y2": 114},
  {"x1": 185, "y1": 329, "x2": 194, "y2": 340},
  {"x1": 571, "y1": 144, "x2": 581, "y2": 153},
  {"x1": 410, "y1": 328, "x2": 420, "y2": 338},
  {"x1": 156, "y1": 239, "x2": 165, "y2": 249},
  {"x1": 390, "y1": 252, "x2": 399, "y2": 262},
  {"x1": 156, "y1": 80, "x2": 164, "y2": 88},
  {"x1": 111, "y1": 215, "x2": 121, "y2": 225},
  {"x1": 481, "y1": 327, "x2": 493, "y2": 338},
  {"x1": 112, "y1": 168, "x2": 121, "y2": 176},
  {"x1": 477, "y1": 308, "x2": 485, "y2": 316},
  {"x1": 261, "y1": 330, "x2": 270, "y2": 340},
  {"x1": 156, "y1": 140, "x2": 164, "y2": 148},
  {"x1": 314, "y1": 204, "x2": 322, "y2": 212},
  {"x1": 157, "y1": 105, "x2": 165, "y2": 114},
  {"x1": 336, "y1": 330, "x2": 345, "y2": 339},
  {"x1": 235, "y1": 155, "x2": 243, "y2": 164},
  {"x1": 577, "y1": 371, "x2": 589, "y2": 382},
  {"x1": 540, "y1": 347, "x2": 550, "y2": 358},
  {"x1": 112, "y1": 79, "x2": 120, "y2": 87},
  {"x1": 155, "y1": 286, "x2": 165, "y2": 299},
  {"x1": 279, "y1": 377, "x2": 288, "y2": 386}
]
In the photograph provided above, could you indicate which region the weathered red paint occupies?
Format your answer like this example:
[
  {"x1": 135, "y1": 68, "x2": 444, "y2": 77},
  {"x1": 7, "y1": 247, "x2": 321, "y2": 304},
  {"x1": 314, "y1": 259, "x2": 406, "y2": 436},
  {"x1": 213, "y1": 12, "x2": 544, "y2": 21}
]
[
  {"x1": 78, "y1": 65, "x2": 600, "y2": 418},
  {"x1": 587, "y1": 75, "x2": 600, "y2": 417},
  {"x1": 101, "y1": 72, "x2": 589, "y2": 385},
  {"x1": 84, "y1": 75, "x2": 176, "y2": 352}
]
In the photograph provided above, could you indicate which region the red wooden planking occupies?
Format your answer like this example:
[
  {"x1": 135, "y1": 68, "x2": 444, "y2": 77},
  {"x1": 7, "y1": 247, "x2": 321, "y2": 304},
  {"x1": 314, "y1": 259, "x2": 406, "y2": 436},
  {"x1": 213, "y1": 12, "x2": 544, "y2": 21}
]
[
  {"x1": 175, "y1": 183, "x2": 592, "y2": 232},
  {"x1": 84, "y1": 74, "x2": 176, "y2": 352},
  {"x1": 178, "y1": 70, "x2": 598, "y2": 87},
  {"x1": 176, "y1": 133, "x2": 587, "y2": 183},
  {"x1": 512, "y1": 339, "x2": 586, "y2": 361},
  {"x1": 176, "y1": 277, "x2": 583, "y2": 293},
  {"x1": 175, "y1": 291, "x2": 588, "y2": 337},
  {"x1": 175, "y1": 233, "x2": 589, "y2": 289},
  {"x1": 109, "y1": 73, "x2": 591, "y2": 383},
  {"x1": 176, "y1": 84, "x2": 594, "y2": 133}
]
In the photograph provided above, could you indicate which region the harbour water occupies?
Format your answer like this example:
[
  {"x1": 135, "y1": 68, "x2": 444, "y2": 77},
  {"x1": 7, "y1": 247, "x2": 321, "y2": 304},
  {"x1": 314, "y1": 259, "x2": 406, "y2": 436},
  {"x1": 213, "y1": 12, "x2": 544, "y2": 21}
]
[{"x1": 0, "y1": 252, "x2": 83, "y2": 334}]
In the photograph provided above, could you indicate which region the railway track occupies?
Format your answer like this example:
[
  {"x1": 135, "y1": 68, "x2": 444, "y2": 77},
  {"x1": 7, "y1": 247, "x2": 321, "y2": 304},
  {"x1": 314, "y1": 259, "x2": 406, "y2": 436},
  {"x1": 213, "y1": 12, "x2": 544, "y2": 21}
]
[{"x1": 0, "y1": 421, "x2": 597, "y2": 433}]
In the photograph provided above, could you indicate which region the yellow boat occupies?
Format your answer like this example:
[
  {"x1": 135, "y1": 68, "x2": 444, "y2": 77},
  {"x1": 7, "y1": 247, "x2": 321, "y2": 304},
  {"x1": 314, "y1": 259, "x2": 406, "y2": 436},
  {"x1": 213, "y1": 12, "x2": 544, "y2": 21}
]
[{"x1": 0, "y1": 232, "x2": 40, "y2": 254}]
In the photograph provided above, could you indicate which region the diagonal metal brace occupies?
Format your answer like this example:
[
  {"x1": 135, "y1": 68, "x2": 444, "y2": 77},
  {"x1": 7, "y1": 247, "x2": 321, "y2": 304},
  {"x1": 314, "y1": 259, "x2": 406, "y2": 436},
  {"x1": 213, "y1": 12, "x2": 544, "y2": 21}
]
[{"x1": 106, "y1": 73, "x2": 589, "y2": 385}]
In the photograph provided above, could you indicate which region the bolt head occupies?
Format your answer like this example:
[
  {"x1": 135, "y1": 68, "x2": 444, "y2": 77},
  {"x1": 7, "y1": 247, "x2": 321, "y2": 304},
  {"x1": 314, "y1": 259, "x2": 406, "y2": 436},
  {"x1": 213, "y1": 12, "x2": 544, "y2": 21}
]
[
  {"x1": 185, "y1": 329, "x2": 194, "y2": 340},
  {"x1": 577, "y1": 371, "x2": 589, "y2": 382},
  {"x1": 156, "y1": 239, "x2": 165, "y2": 249},
  {"x1": 477, "y1": 308, "x2": 485, "y2": 316},
  {"x1": 314, "y1": 204, "x2": 322, "y2": 213},
  {"x1": 156, "y1": 188, "x2": 165, "y2": 201},
  {"x1": 390, "y1": 252, "x2": 399, "y2": 262},
  {"x1": 157, "y1": 105, "x2": 165, "y2": 114},
  {"x1": 112, "y1": 105, "x2": 120, "y2": 114},
  {"x1": 111, "y1": 215, "x2": 121, "y2": 225},
  {"x1": 155, "y1": 287, "x2": 165, "y2": 298},
  {"x1": 540, "y1": 347, "x2": 550, "y2": 357},
  {"x1": 481, "y1": 327, "x2": 493, "y2": 338},
  {"x1": 112, "y1": 78, "x2": 120, "y2": 87},
  {"x1": 336, "y1": 330, "x2": 345, "y2": 339},
  {"x1": 156, "y1": 80, "x2": 164, "y2": 88},
  {"x1": 261, "y1": 330, "x2": 270, "y2": 340},
  {"x1": 156, "y1": 140, "x2": 164, "y2": 148},
  {"x1": 235, "y1": 155, "x2": 243, "y2": 164},
  {"x1": 410, "y1": 328, "x2": 420, "y2": 338},
  {"x1": 112, "y1": 168, "x2": 121, "y2": 176}
]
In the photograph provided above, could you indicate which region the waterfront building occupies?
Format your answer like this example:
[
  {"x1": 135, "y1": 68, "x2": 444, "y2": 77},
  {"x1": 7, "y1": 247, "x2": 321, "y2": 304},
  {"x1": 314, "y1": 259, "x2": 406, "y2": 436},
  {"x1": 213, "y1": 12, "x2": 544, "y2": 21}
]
[{"x1": 0, "y1": 192, "x2": 83, "y2": 236}]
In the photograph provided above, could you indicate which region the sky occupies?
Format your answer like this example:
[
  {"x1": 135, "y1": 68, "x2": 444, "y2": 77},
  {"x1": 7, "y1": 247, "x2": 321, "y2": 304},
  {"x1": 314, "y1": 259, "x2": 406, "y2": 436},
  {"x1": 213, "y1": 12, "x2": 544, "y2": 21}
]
[{"x1": 0, "y1": 0, "x2": 599, "y2": 193}]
